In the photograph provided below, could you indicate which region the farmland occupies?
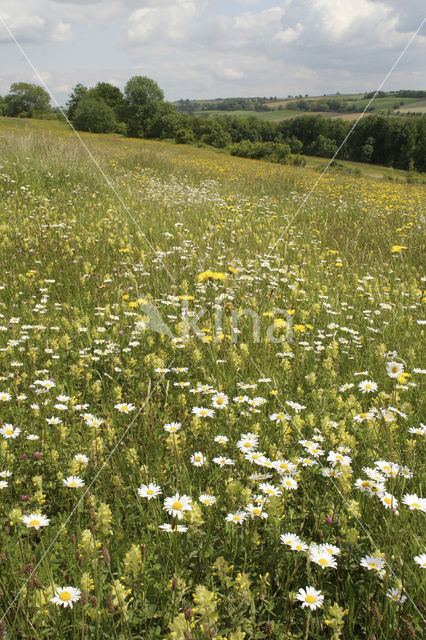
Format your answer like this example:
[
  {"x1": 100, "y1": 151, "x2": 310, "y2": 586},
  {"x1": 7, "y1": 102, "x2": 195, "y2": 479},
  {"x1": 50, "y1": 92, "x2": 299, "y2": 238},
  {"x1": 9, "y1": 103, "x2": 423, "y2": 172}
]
[
  {"x1": 188, "y1": 92, "x2": 426, "y2": 122},
  {"x1": 0, "y1": 118, "x2": 425, "y2": 640}
]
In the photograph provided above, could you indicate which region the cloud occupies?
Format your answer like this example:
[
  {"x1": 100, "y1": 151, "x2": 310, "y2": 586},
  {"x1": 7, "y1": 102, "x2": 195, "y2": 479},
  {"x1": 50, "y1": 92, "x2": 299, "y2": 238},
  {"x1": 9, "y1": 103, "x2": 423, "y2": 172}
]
[
  {"x1": 0, "y1": 0, "x2": 72, "y2": 44},
  {"x1": 0, "y1": 0, "x2": 425, "y2": 102}
]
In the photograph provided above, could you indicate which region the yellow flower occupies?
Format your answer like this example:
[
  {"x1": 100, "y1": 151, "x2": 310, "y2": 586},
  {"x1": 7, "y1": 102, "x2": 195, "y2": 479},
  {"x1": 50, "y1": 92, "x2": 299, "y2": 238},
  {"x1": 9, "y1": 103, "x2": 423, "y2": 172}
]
[
  {"x1": 391, "y1": 245, "x2": 408, "y2": 253},
  {"x1": 198, "y1": 270, "x2": 228, "y2": 282}
]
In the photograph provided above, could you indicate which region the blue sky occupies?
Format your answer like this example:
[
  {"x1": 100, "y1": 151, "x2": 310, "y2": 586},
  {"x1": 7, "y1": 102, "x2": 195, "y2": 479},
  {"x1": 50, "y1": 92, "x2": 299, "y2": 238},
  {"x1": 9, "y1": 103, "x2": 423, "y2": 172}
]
[{"x1": 0, "y1": 1, "x2": 425, "y2": 104}]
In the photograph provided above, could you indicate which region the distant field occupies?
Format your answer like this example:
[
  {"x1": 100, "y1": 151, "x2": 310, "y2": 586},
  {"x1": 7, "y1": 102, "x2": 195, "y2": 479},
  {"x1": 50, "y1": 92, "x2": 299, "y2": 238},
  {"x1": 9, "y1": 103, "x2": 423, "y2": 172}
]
[
  {"x1": 398, "y1": 99, "x2": 426, "y2": 113},
  {"x1": 264, "y1": 94, "x2": 425, "y2": 115},
  {"x1": 195, "y1": 109, "x2": 364, "y2": 122},
  {"x1": 194, "y1": 109, "x2": 298, "y2": 120}
]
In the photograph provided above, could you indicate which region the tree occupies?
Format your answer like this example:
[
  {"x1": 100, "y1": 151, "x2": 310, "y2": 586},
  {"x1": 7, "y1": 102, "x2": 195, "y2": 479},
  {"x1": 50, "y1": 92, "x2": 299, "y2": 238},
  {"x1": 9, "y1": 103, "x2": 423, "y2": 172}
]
[
  {"x1": 67, "y1": 84, "x2": 88, "y2": 120},
  {"x1": 72, "y1": 97, "x2": 117, "y2": 133},
  {"x1": 4, "y1": 82, "x2": 51, "y2": 117},
  {"x1": 123, "y1": 76, "x2": 165, "y2": 137},
  {"x1": 92, "y1": 82, "x2": 124, "y2": 115},
  {"x1": 360, "y1": 137, "x2": 374, "y2": 163}
]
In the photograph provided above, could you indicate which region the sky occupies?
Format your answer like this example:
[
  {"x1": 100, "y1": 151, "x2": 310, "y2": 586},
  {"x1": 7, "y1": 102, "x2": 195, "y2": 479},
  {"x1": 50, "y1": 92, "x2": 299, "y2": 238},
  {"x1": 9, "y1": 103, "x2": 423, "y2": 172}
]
[{"x1": 0, "y1": 0, "x2": 425, "y2": 105}]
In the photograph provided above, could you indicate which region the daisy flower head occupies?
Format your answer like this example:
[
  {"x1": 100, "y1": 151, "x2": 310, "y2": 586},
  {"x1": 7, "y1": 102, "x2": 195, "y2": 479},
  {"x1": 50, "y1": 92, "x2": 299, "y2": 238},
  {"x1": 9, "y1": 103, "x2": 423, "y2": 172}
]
[
  {"x1": 0, "y1": 424, "x2": 20, "y2": 439},
  {"x1": 269, "y1": 412, "x2": 290, "y2": 423},
  {"x1": 414, "y1": 553, "x2": 426, "y2": 568},
  {"x1": 225, "y1": 511, "x2": 247, "y2": 524},
  {"x1": 199, "y1": 494, "x2": 216, "y2": 506},
  {"x1": 339, "y1": 383, "x2": 354, "y2": 392},
  {"x1": 214, "y1": 435, "x2": 228, "y2": 444},
  {"x1": 191, "y1": 451, "x2": 206, "y2": 467},
  {"x1": 211, "y1": 392, "x2": 228, "y2": 409},
  {"x1": 281, "y1": 476, "x2": 298, "y2": 491},
  {"x1": 213, "y1": 456, "x2": 234, "y2": 466},
  {"x1": 0, "y1": 480, "x2": 8, "y2": 489},
  {"x1": 74, "y1": 454, "x2": 89, "y2": 465},
  {"x1": 164, "y1": 422, "x2": 181, "y2": 434},
  {"x1": 280, "y1": 533, "x2": 302, "y2": 547},
  {"x1": 245, "y1": 503, "x2": 268, "y2": 519},
  {"x1": 21, "y1": 512, "x2": 50, "y2": 530},
  {"x1": 163, "y1": 493, "x2": 192, "y2": 519},
  {"x1": 408, "y1": 425, "x2": 426, "y2": 435},
  {"x1": 237, "y1": 432, "x2": 259, "y2": 452},
  {"x1": 310, "y1": 547, "x2": 337, "y2": 569},
  {"x1": 259, "y1": 482, "x2": 282, "y2": 497},
  {"x1": 327, "y1": 451, "x2": 352, "y2": 467},
  {"x1": 159, "y1": 523, "x2": 188, "y2": 532},
  {"x1": 272, "y1": 459, "x2": 297, "y2": 475},
  {"x1": 286, "y1": 401, "x2": 306, "y2": 413},
  {"x1": 63, "y1": 476, "x2": 85, "y2": 488},
  {"x1": 291, "y1": 539, "x2": 308, "y2": 552},
  {"x1": 380, "y1": 493, "x2": 399, "y2": 512},
  {"x1": 360, "y1": 554, "x2": 385, "y2": 572},
  {"x1": 375, "y1": 460, "x2": 399, "y2": 478},
  {"x1": 319, "y1": 543, "x2": 341, "y2": 556},
  {"x1": 51, "y1": 586, "x2": 81, "y2": 609},
  {"x1": 386, "y1": 361, "x2": 404, "y2": 379},
  {"x1": 192, "y1": 406, "x2": 214, "y2": 418},
  {"x1": 244, "y1": 451, "x2": 263, "y2": 464},
  {"x1": 386, "y1": 588, "x2": 407, "y2": 603},
  {"x1": 114, "y1": 402, "x2": 136, "y2": 413},
  {"x1": 402, "y1": 494, "x2": 426, "y2": 513},
  {"x1": 358, "y1": 380, "x2": 378, "y2": 394},
  {"x1": 137, "y1": 483, "x2": 162, "y2": 499},
  {"x1": 297, "y1": 586, "x2": 324, "y2": 610}
]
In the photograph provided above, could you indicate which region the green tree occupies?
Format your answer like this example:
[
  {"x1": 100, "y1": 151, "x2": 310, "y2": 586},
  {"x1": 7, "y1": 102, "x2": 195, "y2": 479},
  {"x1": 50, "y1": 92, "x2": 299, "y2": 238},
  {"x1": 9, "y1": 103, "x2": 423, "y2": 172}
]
[
  {"x1": 92, "y1": 82, "x2": 124, "y2": 115},
  {"x1": 67, "y1": 84, "x2": 88, "y2": 120},
  {"x1": 4, "y1": 82, "x2": 51, "y2": 117},
  {"x1": 123, "y1": 76, "x2": 165, "y2": 137},
  {"x1": 72, "y1": 97, "x2": 117, "y2": 133},
  {"x1": 360, "y1": 136, "x2": 374, "y2": 163}
]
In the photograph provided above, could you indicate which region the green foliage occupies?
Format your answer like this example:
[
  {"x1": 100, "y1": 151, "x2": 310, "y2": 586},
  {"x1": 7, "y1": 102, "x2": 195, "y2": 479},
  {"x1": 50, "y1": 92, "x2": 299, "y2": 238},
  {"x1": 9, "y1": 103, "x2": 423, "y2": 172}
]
[
  {"x1": 72, "y1": 97, "x2": 117, "y2": 133},
  {"x1": 3, "y1": 82, "x2": 51, "y2": 117},
  {"x1": 124, "y1": 75, "x2": 165, "y2": 137},
  {"x1": 230, "y1": 140, "x2": 291, "y2": 163},
  {"x1": 66, "y1": 83, "x2": 88, "y2": 120}
]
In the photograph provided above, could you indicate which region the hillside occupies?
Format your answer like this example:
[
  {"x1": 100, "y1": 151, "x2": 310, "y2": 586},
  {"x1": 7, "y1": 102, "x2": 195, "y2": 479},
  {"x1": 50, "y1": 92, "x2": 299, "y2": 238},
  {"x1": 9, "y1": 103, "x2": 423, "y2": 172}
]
[{"x1": 0, "y1": 118, "x2": 425, "y2": 639}]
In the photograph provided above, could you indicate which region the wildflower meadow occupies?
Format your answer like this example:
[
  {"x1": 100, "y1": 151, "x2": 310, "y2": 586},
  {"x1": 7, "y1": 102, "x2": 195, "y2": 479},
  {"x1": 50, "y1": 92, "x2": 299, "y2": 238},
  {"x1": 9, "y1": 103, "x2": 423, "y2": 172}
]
[{"x1": 0, "y1": 119, "x2": 424, "y2": 639}]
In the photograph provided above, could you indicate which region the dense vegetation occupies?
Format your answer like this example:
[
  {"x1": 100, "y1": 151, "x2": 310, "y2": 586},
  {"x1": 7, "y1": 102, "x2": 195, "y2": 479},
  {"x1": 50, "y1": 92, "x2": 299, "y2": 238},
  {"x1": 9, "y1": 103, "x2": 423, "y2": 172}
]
[
  {"x1": 0, "y1": 117, "x2": 424, "y2": 640},
  {"x1": 1, "y1": 79, "x2": 425, "y2": 172}
]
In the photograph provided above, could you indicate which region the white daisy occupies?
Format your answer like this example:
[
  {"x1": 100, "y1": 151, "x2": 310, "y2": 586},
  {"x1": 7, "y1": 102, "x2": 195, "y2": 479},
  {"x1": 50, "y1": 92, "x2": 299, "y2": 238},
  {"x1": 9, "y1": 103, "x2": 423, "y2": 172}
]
[
  {"x1": 163, "y1": 493, "x2": 192, "y2": 519},
  {"x1": 22, "y1": 512, "x2": 50, "y2": 530},
  {"x1": 296, "y1": 586, "x2": 324, "y2": 610},
  {"x1": 137, "y1": 483, "x2": 162, "y2": 499},
  {"x1": 50, "y1": 586, "x2": 81, "y2": 609}
]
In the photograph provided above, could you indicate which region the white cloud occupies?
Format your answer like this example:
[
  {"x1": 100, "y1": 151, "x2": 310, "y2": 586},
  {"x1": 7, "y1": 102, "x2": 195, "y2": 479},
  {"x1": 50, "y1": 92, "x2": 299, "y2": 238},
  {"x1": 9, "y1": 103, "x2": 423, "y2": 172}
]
[
  {"x1": 0, "y1": 0, "x2": 73, "y2": 44},
  {"x1": 0, "y1": 0, "x2": 425, "y2": 102},
  {"x1": 127, "y1": 1, "x2": 199, "y2": 45},
  {"x1": 221, "y1": 67, "x2": 246, "y2": 80}
]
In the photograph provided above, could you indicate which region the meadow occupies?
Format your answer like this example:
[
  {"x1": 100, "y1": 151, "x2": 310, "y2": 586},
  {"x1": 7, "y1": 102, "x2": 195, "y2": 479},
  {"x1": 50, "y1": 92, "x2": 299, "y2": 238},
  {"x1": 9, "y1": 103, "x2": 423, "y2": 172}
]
[{"x1": 0, "y1": 119, "x2": 424, "y2": 640}]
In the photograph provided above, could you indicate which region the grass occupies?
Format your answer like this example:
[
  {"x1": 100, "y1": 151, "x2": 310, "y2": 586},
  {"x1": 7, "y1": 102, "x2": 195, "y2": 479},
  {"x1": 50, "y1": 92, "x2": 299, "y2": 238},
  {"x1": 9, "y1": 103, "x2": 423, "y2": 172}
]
[{"x1": 0, "y1": 119, "x2": 424, "y2": 640}]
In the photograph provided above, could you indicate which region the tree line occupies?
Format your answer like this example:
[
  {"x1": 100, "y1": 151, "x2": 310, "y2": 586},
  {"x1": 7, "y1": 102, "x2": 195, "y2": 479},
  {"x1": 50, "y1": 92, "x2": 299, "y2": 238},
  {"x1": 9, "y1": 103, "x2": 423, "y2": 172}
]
[{"x1": 0, "y1": 79, "x2": 425, "y2": 172}]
